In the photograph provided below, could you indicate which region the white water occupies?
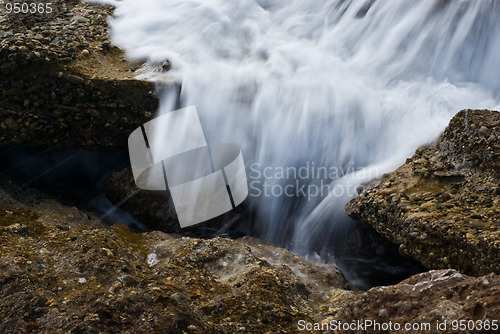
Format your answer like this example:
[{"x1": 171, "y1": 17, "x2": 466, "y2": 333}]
[{"x1": 94, "y1": 0, "x2": 500, "y2": 260}]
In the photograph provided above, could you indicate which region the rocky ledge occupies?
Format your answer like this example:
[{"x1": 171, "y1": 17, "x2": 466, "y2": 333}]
[
  {"x1": 0, "y1": 1, "x2": 158, "y2": 148},
  {"x1": 347, "y1": 109, "x2": 500, "y2": 276},
  {"x1": 0, "y1": 178, "x2": 352, "y2": 333},
  {"x1": 2, "y1": 178, "x2": 499, "y2": 333}
]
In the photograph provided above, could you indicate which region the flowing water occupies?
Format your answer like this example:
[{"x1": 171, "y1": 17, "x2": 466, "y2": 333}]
[{"x1": 93, "y1": 0, "x2": 500, "y2": 284}]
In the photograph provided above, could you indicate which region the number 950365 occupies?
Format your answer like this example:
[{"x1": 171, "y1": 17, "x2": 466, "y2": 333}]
[{"x1": 1, "y1": 2, "x2": 53, "y2": 14}]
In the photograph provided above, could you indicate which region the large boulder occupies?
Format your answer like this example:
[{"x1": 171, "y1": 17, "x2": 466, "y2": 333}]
[
  {"x1": 0, "y1": 1, "x2": 158, "y2": 148},
  {"x1": 346, "y1": 109, "x2": 500, "y2": 276}
]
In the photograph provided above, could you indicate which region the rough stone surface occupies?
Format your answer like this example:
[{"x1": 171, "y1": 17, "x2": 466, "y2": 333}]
[
  {"x1": 346, "y1": 109, "x2": 500, "y2": 276},
  {"x1": 0, "y1": 178, "x2": 351, "y2": 334},
  {"x1": 0, "y1": 1, "x2": 158, "y2": 148},
  {"x1": 333, "y1": 269, "x2": 500, "y2": 333}
]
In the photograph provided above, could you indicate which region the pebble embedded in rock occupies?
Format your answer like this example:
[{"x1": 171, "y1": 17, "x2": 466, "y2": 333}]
[
  {"x1": 478, "y1": 125, "x2": 490, "y2": 137},
  {"x1": 65, "y1": 75, "x2": 85, "y2": 85}
]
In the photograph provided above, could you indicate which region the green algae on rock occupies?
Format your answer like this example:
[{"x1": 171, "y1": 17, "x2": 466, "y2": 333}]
[{"x1": 346, "y1": 109, "x2": 500, "y2": 276}]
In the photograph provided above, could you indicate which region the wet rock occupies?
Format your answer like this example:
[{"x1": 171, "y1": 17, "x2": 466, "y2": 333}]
[
  {"x1": 161, "y1": 60, "x2": 171, "y2": 71},
  {"x1": 346, "y1": 109, "x2": 500, "y2": 276},
  {"x1": 334, "y1": 269, "x2": 500, "y2": 333}
]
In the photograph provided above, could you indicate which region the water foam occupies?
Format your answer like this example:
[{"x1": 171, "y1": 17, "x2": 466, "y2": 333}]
[{"x1": 93, "y1": 0, "x2": 500, "y2": 259}]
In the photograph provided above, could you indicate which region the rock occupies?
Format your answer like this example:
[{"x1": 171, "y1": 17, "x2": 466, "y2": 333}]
[
  {"x1": 162, "y1": 60, "x2": 171, "y2": 71},
  {"x1": 479, "y1": 125, "x2": 490, "y2": 137},
  {"x1": 0, "y1": 1, "x2": 158, "y2": 149},
  {"x1": 101, "y1": 41, "x2": 111, "y2": 51},
  {"x1": 0, "y1": 179, "x2": 351, "y2": 333},
  {"x1": 346, "y1": 109, "x2": 500, "y2": 276},
  {"x1": 71, "y1": 15, "x2": 89, "y2": 24},
  {"x1": 4, "y1": 117, "x2": 19, "y2": 131},
  {"x1": 64, "y1": 75, "x2": 85, "y2": 85},
  {"x1": 334, "y1": 269, "x2": 500, "y2": 333}
]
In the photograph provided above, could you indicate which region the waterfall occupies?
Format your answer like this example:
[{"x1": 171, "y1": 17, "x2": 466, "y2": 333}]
[{"x1": 95, "y1": 0, "x2": 500, "y2": 265}]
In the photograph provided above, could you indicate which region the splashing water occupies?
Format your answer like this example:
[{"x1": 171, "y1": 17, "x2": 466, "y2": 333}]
[{"x1": 95, "y1": 0, "x2": 500, "y2": 268}]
